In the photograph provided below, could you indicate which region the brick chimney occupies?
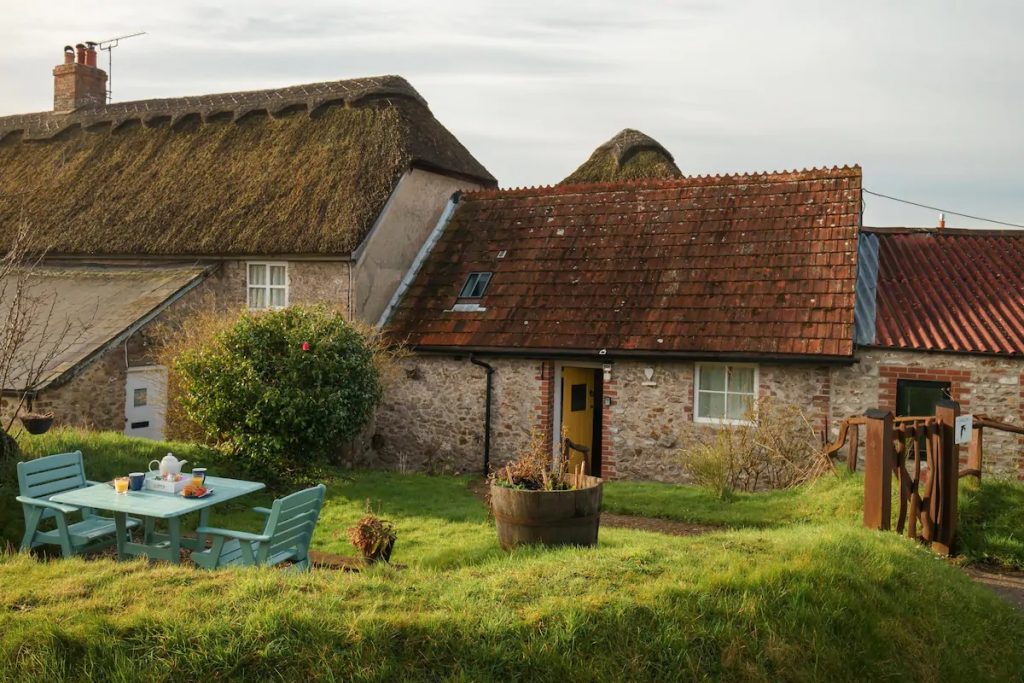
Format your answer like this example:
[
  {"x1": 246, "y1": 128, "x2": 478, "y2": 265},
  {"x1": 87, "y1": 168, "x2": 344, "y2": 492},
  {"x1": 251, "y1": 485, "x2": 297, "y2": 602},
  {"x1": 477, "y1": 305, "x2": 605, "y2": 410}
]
[{"x1": 53, "y1": 42, "x2": 107, "y2": 112}]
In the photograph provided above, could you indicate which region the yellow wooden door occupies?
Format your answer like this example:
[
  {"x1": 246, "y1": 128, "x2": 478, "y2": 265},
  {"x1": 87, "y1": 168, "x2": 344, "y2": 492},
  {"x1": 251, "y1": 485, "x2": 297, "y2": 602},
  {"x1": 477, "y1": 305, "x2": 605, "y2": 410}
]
[{"x1": 561, "y1": 367, "x2": 595, "y2": 474}]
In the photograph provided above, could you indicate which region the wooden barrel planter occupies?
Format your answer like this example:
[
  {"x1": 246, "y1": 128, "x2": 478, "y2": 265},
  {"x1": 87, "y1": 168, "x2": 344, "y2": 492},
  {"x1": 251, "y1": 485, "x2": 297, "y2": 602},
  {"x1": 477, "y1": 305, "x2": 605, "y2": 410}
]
[{"x1": 490, "y1": 475, "x2": 603, "y2": 550}]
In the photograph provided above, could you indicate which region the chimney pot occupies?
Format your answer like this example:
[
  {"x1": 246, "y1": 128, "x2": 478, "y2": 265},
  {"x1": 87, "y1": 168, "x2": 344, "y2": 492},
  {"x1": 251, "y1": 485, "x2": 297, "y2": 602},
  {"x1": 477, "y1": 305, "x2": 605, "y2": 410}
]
[
  {"x1": 74, "y1": 43, "x2": 86, "y2": 65},
  {"x1": 938, "y1": 213, "x2": 946, "y2": 229},
  {"x1": 63, "y1": 46, "x2": 75, "y2": 64},
  {"x1": 85, "y1": 41, "x2": 97, "y2": 68}
]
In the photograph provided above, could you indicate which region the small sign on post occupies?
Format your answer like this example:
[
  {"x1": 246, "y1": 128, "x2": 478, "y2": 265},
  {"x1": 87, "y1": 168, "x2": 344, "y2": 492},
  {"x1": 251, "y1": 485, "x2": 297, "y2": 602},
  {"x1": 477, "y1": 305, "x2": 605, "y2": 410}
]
[{"x1": 954, "y1": 414, "x2": 973, "y2": 445}]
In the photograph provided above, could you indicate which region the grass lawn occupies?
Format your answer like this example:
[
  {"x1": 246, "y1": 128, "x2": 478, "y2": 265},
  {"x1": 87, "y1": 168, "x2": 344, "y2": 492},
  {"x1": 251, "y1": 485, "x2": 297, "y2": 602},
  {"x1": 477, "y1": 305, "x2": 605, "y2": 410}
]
[{"x1": 1, "y1": 430, "x2": 1023, "y2": 681}]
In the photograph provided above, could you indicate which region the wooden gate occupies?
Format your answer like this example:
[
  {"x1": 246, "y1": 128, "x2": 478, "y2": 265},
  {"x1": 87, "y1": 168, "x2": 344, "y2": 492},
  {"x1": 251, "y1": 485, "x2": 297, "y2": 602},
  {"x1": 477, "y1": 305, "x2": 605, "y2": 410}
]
[{"x1": 826, "y1": 400, "x2": 961, "y2": 554}]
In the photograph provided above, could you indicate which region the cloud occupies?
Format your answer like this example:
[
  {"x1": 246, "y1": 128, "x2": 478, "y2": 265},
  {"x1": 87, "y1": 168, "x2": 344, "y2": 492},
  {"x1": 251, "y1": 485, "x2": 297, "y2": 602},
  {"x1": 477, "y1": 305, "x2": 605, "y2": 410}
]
[{"x1": 1, "y1": 0, "x2": 1022, "y2": 226}]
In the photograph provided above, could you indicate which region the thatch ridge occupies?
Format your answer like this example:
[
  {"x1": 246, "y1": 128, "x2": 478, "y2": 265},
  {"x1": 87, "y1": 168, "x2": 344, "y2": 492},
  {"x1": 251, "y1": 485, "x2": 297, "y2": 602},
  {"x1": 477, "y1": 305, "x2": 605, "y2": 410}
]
[
  {"x1": 561, "y1": 128, "x2": 682, "y2": 184},
  {"x1": 0, "y1": 77, "x2": 494, "y2": 256}
]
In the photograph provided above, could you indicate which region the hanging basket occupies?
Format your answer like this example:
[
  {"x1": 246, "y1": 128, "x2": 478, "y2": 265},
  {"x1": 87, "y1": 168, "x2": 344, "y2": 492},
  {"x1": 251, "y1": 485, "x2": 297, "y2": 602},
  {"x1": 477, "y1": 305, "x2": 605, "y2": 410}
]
[{"x1": 20, "y1": 413, "x2": 54, "y2": 435}]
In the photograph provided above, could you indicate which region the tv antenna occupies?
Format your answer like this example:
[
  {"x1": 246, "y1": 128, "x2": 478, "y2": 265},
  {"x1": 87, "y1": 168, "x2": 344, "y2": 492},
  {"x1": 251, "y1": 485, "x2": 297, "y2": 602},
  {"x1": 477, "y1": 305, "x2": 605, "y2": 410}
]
[{"x1": 97, "y1": 32, "x2": 146, "y2": 103}]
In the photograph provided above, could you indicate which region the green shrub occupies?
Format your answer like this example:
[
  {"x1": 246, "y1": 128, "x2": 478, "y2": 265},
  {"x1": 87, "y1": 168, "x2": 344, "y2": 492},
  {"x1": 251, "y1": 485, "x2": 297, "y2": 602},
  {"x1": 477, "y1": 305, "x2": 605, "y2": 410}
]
[{"x1": 174, "y1": 306, "x2": 381, "y2": 485}]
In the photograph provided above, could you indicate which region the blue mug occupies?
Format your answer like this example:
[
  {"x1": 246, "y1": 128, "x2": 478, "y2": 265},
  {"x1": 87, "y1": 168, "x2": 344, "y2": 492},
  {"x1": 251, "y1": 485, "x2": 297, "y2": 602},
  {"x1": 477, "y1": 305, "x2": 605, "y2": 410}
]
[
  {"x1": 128, "y1": 472, "x2": 145, "y2": 491},
  {"x1": 191, "y1": 468, "x2": 207, "y2": 485}
]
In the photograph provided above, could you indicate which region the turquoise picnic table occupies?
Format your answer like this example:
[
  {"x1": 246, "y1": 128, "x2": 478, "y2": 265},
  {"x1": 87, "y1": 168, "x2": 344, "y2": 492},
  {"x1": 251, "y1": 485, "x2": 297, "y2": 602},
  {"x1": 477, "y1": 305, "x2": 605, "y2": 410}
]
[{"x1": 49, "y1": 476, "x2": 265, "y2": 564}]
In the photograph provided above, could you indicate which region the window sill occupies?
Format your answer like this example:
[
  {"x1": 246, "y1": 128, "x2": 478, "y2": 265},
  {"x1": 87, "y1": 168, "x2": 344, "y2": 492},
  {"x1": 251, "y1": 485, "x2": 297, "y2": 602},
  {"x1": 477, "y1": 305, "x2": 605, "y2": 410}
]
[{"x1": 694, "y1": 416, "x2": 755, "y2": 427}]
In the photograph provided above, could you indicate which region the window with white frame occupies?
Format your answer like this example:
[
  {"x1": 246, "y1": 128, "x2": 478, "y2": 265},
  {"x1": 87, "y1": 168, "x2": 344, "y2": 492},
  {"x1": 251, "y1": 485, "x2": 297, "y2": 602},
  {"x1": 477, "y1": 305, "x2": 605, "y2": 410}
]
[
  {"x1": 694, "y1": 363, "x2": 758, "y2": 424},
  {"x1": 247, "y1": 262, "x2": 288, "y2": 310}
]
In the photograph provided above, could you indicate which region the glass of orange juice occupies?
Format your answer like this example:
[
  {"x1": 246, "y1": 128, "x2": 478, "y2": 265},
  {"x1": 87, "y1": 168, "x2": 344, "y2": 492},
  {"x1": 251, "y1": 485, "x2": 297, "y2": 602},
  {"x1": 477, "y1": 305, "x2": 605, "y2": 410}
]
[{"x1": 114, "y1": 476, "x2": 130, "y2": 495}]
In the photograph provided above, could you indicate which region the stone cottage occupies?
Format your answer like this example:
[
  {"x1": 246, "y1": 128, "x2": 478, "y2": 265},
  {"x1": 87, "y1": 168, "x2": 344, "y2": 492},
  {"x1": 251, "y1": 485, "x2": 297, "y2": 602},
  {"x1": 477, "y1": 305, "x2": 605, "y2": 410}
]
[
  {"x1": 375, "y1": 131, "x2": 1024, "y2": 480},
  {"x1": 378, "y1": 138, "x2": 862, "y2": 480},
  {"x1": 0, "y1": 43, "x2": 494, "y2": 438}
]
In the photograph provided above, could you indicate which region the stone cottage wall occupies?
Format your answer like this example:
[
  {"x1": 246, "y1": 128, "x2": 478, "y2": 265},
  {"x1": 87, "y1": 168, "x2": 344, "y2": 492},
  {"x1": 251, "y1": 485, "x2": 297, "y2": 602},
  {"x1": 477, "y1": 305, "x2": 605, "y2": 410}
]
[
  {"x1": 831, "y1": 349, "x2": 1024, "y2": 475},
  {"x1": 371, "y1": 355, "x2": 833, "y2": 483},
  {"x1": 367, "y1": 355, "x2": 541, "y2": 475},
  {"x1": 609, "y1": 361, "x2": 831, "y2": 482}
]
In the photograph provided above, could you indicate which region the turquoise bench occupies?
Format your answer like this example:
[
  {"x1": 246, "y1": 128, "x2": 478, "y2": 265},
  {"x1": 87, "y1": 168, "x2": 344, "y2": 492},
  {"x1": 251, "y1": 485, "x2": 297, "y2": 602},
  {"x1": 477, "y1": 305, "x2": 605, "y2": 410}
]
[
  {"x1": 191, "y1": 484, "x2": 326, "y2": 570},
  {"x1": 17, "y1": 451, "x2": 140, "y2": 557}
]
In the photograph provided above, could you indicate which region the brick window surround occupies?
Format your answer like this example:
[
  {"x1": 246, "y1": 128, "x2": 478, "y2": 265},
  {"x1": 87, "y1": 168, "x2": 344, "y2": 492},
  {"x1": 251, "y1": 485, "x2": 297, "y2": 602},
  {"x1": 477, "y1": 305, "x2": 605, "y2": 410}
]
[{"x1": 878, "y1": 366, "x2": 972, "y2": 414}]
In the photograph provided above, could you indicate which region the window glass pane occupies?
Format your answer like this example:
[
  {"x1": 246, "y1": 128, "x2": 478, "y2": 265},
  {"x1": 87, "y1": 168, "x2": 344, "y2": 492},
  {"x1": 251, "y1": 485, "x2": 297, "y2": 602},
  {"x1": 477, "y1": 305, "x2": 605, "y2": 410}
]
[
  {"x1": 133, "y1": 388, "x2": 147, "y2": 408},
  {"x1": 727, "y1": 394, "x2": 752, "y2": 420},
  {"x1": 248, "y1": 264, "x2": 266, "y2": 286},
  {"x1": 459, "y1": 274, "x2": 479, "y2": 298},
  {"x1": 472, "y1": 273, "x2": 491, "y2": 297},
  {"x1": 269, "y1": 288, "x2": 286, "y2": 308},
  {"x1": 249, "y1": 287, "x2": 266, "y2": 309},
  {"x1": 730, "y1": 367, "x2": 755, "y2": 395},
  {"x1": 270, "y1": 265, "x2": 287, "y2": 286},
  {"x1": 459, "y1": 272, "x2": 492, "y2": 298},
  {"x1": 699, "y1": 366, "x2": 726, "y2": 392},
  {"x1": 698, "y1": 391, "x2": 725, "y2": 419}
]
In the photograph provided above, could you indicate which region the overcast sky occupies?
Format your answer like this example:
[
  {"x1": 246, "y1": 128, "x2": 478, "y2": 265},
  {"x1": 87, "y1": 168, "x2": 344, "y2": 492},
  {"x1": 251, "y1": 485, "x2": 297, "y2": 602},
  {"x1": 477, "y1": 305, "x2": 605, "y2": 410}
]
[{"x1": 2, "y1": 0, "x2": 1022, "y2": 228}]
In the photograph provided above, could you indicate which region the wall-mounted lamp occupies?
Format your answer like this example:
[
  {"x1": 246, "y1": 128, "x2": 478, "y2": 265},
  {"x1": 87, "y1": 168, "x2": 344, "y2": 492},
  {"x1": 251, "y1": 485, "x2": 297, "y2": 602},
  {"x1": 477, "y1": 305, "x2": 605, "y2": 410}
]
[
  {"x1": 602, "y1": 364, "x2": 612, "y2": 382},
  {"x1": 642, "y1": 366, "x2": 657, "y2": 387}
]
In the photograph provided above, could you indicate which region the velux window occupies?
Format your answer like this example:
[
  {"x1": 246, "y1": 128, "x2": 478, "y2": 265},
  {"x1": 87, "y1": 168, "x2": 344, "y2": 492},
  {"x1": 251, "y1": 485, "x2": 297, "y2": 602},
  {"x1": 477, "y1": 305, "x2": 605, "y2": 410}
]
[
  {"x1": 694, "y1": 363, "x2": 758, "y2": 425},
  {"x1": 247, "y1": 262, "x2": 288, "y2": 310},
  {"x1": 459, "y1": 272, "x2": 492, "y2": 299}
]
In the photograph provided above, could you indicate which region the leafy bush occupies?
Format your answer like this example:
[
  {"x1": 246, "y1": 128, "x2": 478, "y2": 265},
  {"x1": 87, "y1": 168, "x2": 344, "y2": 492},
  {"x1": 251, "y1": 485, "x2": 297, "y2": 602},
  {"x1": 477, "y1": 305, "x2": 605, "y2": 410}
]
[
  {"x1": 174, "y1": 306, "x2": 382, "y2": 485},
  {"x1": 681, "y1": 397, "x2": 829, "y2": 498}
]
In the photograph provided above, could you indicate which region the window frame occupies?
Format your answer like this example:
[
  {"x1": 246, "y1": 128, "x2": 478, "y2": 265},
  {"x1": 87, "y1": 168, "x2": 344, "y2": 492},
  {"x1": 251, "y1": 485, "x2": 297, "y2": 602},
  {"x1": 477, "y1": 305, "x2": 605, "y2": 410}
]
[
  {"x1": 895, "y1": 379, "x2": 950, "y2": 417},
  {"x1": 246, "y1": 261, "x2": 289, "y2": 310},
  {"x1": 458, "y1": 272, "x2": 492, "y2": 299},
  {"x1": 693, "y1": 362, "x2": 759, "y2": 426}
]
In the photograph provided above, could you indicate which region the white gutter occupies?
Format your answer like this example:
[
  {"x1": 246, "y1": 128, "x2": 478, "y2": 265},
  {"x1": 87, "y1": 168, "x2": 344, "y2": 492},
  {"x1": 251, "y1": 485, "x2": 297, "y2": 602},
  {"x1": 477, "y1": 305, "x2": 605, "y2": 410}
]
[{"x1": 376, "y1": 191, "x2": 460, "y2": 328}]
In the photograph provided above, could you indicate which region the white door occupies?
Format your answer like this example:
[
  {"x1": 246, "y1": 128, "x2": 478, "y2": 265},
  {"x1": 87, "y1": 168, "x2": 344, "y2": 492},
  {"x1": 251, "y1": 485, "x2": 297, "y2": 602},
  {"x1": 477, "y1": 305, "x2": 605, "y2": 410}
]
[{"x1": 125, "y1": 366, "x2": 167, "y2": 440}]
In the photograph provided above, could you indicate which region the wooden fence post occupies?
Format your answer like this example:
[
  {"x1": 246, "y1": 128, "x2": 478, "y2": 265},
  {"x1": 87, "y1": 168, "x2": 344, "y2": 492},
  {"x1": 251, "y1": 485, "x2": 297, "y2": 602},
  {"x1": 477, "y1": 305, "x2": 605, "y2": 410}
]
[
  {"x1": 933, "y1": 400, "x2": 960, "y2": 556},
  {"x1": 847, "y1": 423, "x2": 860, "y2": 473},
  {"x1": 863, "y1": 409, "x2": 894, "y2": 531}
]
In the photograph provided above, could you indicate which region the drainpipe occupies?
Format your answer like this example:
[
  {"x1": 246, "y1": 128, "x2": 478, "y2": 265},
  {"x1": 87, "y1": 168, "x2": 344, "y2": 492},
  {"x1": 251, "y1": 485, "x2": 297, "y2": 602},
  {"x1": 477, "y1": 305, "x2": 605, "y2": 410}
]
[{"x1": 469, "y1": 354, "x2": 494, "y2": 477}]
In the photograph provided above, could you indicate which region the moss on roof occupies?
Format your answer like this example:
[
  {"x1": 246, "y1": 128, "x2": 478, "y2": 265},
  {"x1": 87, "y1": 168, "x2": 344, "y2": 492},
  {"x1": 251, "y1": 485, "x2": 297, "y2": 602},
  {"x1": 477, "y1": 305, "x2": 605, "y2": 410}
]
[
  {"x1": 0, "y1": 76, "x2": 494, "y2": 256},
  {"x1": 562, "y1": 128, "x2": 681, "y2": 184}
]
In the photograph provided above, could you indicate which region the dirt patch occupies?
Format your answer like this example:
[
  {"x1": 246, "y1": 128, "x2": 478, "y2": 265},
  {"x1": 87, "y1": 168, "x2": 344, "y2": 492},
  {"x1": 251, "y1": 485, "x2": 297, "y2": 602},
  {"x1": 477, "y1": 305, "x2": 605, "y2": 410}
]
[
  {"x1": 965, "y1": 565, "x2": 1024, "y2": 612},
  {"x1": 600, "y1": 513, "x2": 720, "y2": 537},
  {"x1": 468, "y1": 478, "x2": 720, "y2": 538}
]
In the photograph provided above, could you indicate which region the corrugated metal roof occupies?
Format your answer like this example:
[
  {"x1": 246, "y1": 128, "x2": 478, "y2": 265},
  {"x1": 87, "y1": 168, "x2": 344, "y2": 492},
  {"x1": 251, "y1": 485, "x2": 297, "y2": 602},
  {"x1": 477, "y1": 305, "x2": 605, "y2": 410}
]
[
  {"x1": 854, "y1": 231, "x2": 879, "y2": 345},
  {"x1": 870, "y1": 228, "x2": 1024, "y2": 355}
]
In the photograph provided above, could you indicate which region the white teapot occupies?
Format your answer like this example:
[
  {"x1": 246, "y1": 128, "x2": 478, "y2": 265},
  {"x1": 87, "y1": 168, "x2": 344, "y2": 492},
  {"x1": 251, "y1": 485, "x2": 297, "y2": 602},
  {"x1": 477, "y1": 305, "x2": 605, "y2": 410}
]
[{"x1": 149, "y1": 453, "x2": 188, "y2": 479}]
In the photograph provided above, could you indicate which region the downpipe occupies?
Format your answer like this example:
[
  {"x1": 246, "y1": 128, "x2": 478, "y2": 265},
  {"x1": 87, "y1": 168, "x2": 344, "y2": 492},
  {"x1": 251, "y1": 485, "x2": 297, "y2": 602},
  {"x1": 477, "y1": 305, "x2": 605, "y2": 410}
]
[{"x1": 469, "y1": 355, "x2": 494, "y2": 477}]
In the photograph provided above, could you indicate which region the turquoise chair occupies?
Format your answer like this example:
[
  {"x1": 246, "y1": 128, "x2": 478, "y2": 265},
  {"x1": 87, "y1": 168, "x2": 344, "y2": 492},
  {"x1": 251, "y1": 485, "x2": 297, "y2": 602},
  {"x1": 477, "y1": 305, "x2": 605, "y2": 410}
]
[
  {"x1": 17, "y1": 451, "x2": 140, "y2": 557},
  {"x1": 191, "y1": 484, "x2": 326, "y2": 570}
]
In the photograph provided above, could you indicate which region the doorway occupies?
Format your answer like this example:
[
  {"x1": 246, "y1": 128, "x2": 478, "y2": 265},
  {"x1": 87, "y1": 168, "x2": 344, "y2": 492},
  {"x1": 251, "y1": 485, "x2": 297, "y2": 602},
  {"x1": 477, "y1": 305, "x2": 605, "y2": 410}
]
[
  {"x1": 125, "y1": 366, "x2": 167, "y2": 440},
  {"x1": 556, "y1": 365, "x2": 603, "y2": 475}
]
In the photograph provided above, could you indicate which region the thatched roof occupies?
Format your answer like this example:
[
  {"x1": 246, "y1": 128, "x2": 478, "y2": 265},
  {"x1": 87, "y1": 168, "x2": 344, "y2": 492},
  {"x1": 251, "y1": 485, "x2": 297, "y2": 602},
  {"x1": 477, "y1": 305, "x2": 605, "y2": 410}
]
[
  {"x1": 561, "y1": 129, "x2": 681, "y2": 184},
  {"x1": 0, "y1": 264, "x2": 209, "y2": 391},
  {"x1": 0, "y1": 76, "x2": 495, "y2": 256}
]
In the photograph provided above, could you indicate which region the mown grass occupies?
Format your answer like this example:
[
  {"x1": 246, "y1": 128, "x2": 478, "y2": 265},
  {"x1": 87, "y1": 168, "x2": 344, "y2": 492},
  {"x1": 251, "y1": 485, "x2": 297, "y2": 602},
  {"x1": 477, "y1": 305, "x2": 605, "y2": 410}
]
[
  {"x1": 2, "y1": 524, "x2": 1023, "y2": 681},
  {"x1": 603, "y1": 473, "x2": 865, "y2": 528},
  {"x1": 2, "y1": 430, "x2": 1024, "y2": 680}
]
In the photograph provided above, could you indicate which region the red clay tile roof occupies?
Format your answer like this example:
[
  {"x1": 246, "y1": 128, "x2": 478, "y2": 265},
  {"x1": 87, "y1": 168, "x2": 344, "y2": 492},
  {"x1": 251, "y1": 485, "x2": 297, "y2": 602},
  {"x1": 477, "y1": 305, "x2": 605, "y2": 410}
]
[
  {"x1": 869, "y1": 227, "x2": 1024, "y2": 355},
  {"x1": 387, "y1": 166, "x2": 862, "y2": 359}
]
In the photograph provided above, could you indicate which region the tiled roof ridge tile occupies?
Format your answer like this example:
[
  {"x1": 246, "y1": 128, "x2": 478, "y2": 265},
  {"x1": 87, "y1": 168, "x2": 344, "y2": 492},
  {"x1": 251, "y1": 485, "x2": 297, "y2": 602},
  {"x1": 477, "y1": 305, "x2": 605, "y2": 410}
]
[
  {"x1": 0, "y1": 74, "x2": 425, "y2": 141},
  {"x1": 464, "y1": 164, "x2": 862, "y2": 200}
]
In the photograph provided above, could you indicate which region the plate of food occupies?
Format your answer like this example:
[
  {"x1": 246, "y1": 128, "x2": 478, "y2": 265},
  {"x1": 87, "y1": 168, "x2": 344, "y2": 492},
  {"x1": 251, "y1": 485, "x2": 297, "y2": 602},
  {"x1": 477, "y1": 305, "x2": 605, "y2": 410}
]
[{"x1": 181, "y1": 484, "x2": 213, "y2": 499}]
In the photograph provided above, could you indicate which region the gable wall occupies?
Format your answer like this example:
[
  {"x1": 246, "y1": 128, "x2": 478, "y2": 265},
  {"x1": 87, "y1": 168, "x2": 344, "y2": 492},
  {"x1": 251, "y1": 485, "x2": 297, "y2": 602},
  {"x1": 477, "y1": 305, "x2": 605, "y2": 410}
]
[{"x1": 352, "y1": 168, "x2": 486, "y2": 324}]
